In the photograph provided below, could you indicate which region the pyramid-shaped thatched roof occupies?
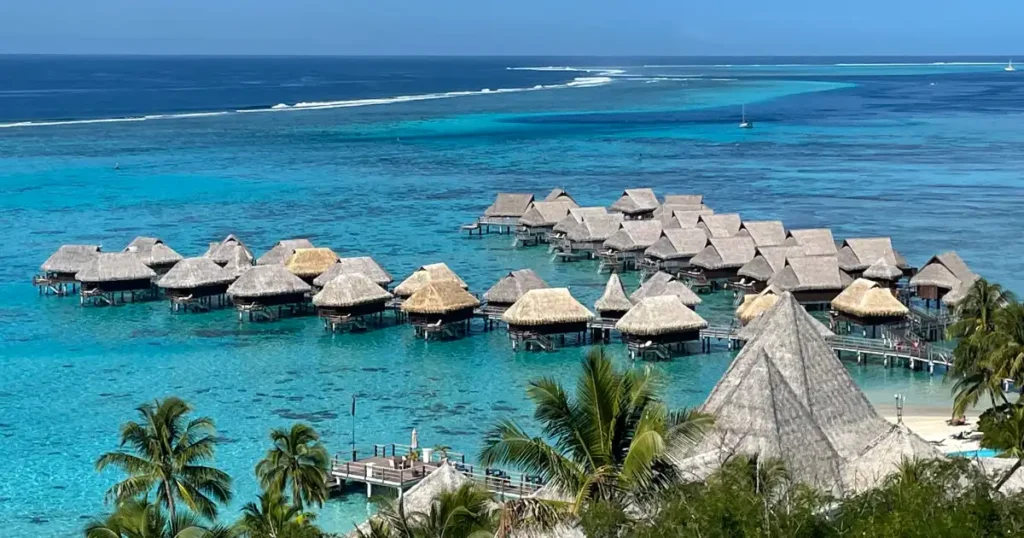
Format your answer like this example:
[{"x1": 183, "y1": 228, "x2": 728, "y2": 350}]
[
  {"x1": 519, "y1": 202, "x2": 573, "y2": 227},
  {"x1": 910, "y1": 251, "x2": 976, "y2": 290},
  {"x1": 738, "y1": 220, "x2": 786, "y2": 247},
  {"x1": 644, "y1": 228, "x2": 709, "y2": 260},
  {"x1": 616, "y1": 295, "x2": 708, "y2": 336},
  {"x1": 769, "y1": 255, "x2": 845, "y2": 292},
  {"x1": 609, "y1": 188, "x2": 659, "y2": 215},
  {"x1": 603, "y1": 220, "x2": 663, "y2": 251},
  {"x1": 227, "y1": 265, "x2": 311, "y2": 298},
  {"x1": 257, "y1": 238, "x2": 315, "y2": 266},
  {"x1": 41, "y1": 244, "x2": 101, "y2": 274},
  {"x1": 553, "y1": 207, "x2": 609, "y2": 234},
  {"x1": 484, "y1": 193, "x2": 535, "y2": 217},
  {"x1": 393, "y1": 263, "x2": 468, "y2": 298},
  {"x1": 502, "y1": 288, "x2": 594, "y2": 326},
  {"x1": 785, "y1": 229, "x2": 837, "y2": 256},
  {"x1": 595, "y1": 273, "x2": 633, "y2": 314},
  {"x1": 222, "y1": 245, "x2": 254, "y2": 278},
  {"x1": 313, "y1": 256, "x2": 392, "y2": 288},
  {"x1": 566, "y1": 214, "x2": 623, "y2": 242},
  {"x1": 837, "y1": 238, "x2": 906, "y2": 273},
  {"x1": 832, "y1": 278, "x2": 909, "y2": 319},
  {"x1": 863, "y1": 257, "x2": 903, "y2": 281},
  {"x1": 843, "y1": 422, "x2": 944, "y2": 493},
  {"x1": 313, "y1": 273, "x2": 392, "y2": 308},
  {"x1": 698, "y1": 213, "x2": 742, "y2": 238},
  {"x1": 400, "y1": 280, "x2": 480, "y2": 314},
  {"x1": 123, "y1": 237, "x2": 183, "y2": 267},
  {"x1": 629, "y1": 272, "x2": 702, "y2": 307},
  {"x1": 738, "y1": 245, "x2": 806, "y2": 282},
  {"x1": 76, "y1": 253, "x2": 157, "y2": 283},
  {"x1": 284, "y1": 247, "x2": 340, "y2": 278},
  {"x1": 484, "y1": 269, "x2": 549, "y2": 305},
  {"x1": 204, "y1": 234, "x2": 254, "y2": 265},
  {"x1": 157, "y1": 257, "x2": 235, "y2": 289},
  {"x1": 689, "y1": 292, "x2": 924, "y2": 492},
  {"x1": 543, "y1": 188, "x2": 578, "y2": 206}
]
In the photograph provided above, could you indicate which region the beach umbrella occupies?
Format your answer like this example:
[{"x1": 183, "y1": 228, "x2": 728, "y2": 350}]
[{"x1": 411, "y1": 429, "x2": 419, "y2": 450}]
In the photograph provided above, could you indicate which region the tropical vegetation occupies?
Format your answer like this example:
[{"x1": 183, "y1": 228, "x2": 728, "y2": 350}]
[{"x1": 255, "y1": 423, "x2": 331, "y2": 511}]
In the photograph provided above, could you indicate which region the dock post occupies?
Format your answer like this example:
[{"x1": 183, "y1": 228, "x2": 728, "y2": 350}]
[
  {"x1": 929, "y1": 361, "x2": 934, "y2": 376},
  {"x1": 365, "y1": 463, "x2": 375, "y2": 497}
]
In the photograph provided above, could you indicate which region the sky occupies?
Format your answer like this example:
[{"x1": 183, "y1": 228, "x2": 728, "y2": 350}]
[{"x1": 2, "y1": 0, "x2": 1020, "y2": 56}]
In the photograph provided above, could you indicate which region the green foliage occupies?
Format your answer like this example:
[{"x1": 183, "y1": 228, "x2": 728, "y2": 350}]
[
  {"x1": 235, "y1": 488, "x2": 323, "y2": 538},
  {"x1": 255, "y1": 423, "x2": 330, "y2": 511},
  {"x1": 361, "y1": 483, "x2": 495, "y2": 538},
  {"x1": 84, "y1": 498, "x2": 230, "y2": 538},
  {"x1": 95, "y1": 397, "x2": 233, "y2": 522}
]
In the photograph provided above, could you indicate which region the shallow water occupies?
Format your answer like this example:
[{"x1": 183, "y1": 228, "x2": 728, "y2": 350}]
[{"x1": 1, "y1": 57, "x2": 1022, "y2": 537}]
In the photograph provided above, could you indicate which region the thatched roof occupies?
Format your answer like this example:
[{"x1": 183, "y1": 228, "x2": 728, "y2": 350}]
[
  {"x1": 843, "y1": 423, "x2": 944, "y2": 493},
  {"x1": 543, "y1": 188, "x2": 578, "y2": 206},
  {"x1": 785, "y1": 229, "x2": 838, "y2": 256},
  {"x1": 737, "y1": 291, "x2": 833, "y2": 341},
  {"x1": 603, "y1": 220, "x2": 663, "y2": 251},
  {"x1": 484, "y1": 193, "x2": 534, "y2": 217},
  {"x1": 123, "y1": 237, "x2": 183, "y2": 267},
  {"x1": 313, "y1": 273, "x2": 392, "y2": 308},
  {"x1": 688, "y1": 292, "x2": 908, "y2": 492},
  {"x1": 616, "y1": 295, "x2": 708, "y2": 336},
  {"x1": 393, "y1": 263, "x2": 468, "y2": 298},
  {"x1": 566, "y1": 214, "x2": 623, "y2": 242},
  {"x1": 552, "y1": 206, "x2": 608, "y2": 234},
  {"x1": 76, "y1": 253, "x2": 157, "y2": 283},
  {"x1": 769, "y1": 255, "x2": 844, "y2": 292},
  {"x1": 257, "y1": 239, "x2": 315, "y2": 266},
  {"x1": 738, "y1": 245, "x2": 806, "y2": 282},
  {"x1": 910, "y1": 251, "x2": 976, "y2": 289},
  {"x1": 661, "y1": 209, "x2": 713, "y2": 229},
  {"x1": 689, "y1": 236, "x2": 756, "y2": 270},
  {"x1": 832, "y1": 278, "x2": 909, "y2": 319},
  {"x1": 400, "y1": 462, "x2": 473, "y2": 515},
  {"x1": 222, "y1": 245, "x2": 254, "y2": 278},
  {"x1": 610, "y1": 188, "x2": 659, "y2": 215},
  {"x1": 737, "y1": 220, "x2": 786, "y2": 247},
  {"x1": 41, "y1": 244, "x2": 101, "y2": 274},
  {"x1": 942, "y1": 275, "x2": 980, "y2": 307},
  {"x1": 284, "y1": 247, "x2": 340, "y2": 278},
  {"x1": 663, "y1": 194, "x2": 704, "y2": 206},
  {"x1": 204, "y1": 234, "x2": 253, "y2": 265},
  {"x1": 502, "y1": 288, "x2": 595, "y2": 326},
  {"x1": 644, "y1": 228, "x2": 709, "y2": 260},
  {"x1": 157, "y1": 257, "x2": 235, "y2": 289},
  {"x1": 595, "y1": 273, "x2": 633, "y2": 314},
  {"x1": 836, "y1": 238, "x2": 904, "y2": 272},
  {"x1": 484, "y1": 269, "x2": 549, "y2": 305},
  {"x1": 313, "y1": 256, "x2": 393, "y2": 288},
  {"x1": 227, "y1": 265, "x2": 311, "y2": 298},
  {"x1": 736, "y1": 289, "x2": 780, "y2": 324},
  {"x1": 401, "y1": 280, "x2": 480, "y2": 314},
  {"x1": 698, "y1": 213, "x2": 742, "y2": 238},
  {"x1": 862, "y1": 257, "x2": 903, "y2": 281},
  {"x1": 519, "y1": 202, "x2": 573, "y2": 227},
  {"x1": 630, "y1": 272, "x2": 702, "y2": 307}
]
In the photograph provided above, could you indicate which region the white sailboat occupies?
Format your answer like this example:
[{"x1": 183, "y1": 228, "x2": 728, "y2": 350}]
[
  {"x1": 739, "y1": 105, "x2": 753, "y2": 129},
  {"x1": 1006, "y1": 60, "x2": 1016, "y2": 72}
]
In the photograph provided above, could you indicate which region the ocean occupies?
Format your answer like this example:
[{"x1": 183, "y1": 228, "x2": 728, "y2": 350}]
[{"x1": 1, "y1": 56, "x2": 1022, "y2": 537}]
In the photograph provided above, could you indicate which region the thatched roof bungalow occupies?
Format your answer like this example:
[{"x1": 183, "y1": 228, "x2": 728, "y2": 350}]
[
  {"x1": 737, "y1": 220, "x2": 786, "y2": 247},
  {"x1": 503, "y1": 288, "x2": 595, "y2": 344},
  {"x1": 909, "y1": 251, "x2": 977, "y2": 305},
  {"x1": 157, "y1": 257, "x2": 236, "y2": 299},
  {"x1": 767, "y1": 255, "x2": 848, "y2": 304},
  {"x1": 735, "y1": 288, "x2": 779, "y2": 325},
  {"x1": 603, "y1": 220, "x2": 663, "y2": 253},
  {"x1": 616, "y1": 295, "x2": 708, "y2": 352},
  {"x1": 204, "y1": 234, "x2": 254, "y2": 266},
  {"x1": 737, "y1": 245, "x2": 806, "y2": 290},
  {"x1": 123, "y1": 237, "x2": 183, "y2": 275},
  {"x1": 283, "y1": 247, "x2": 340, "y2": 283},
  {"x1": 257, "y1": 238, "x2": 315, "y2": 266},
  {"x1": 629, "y1": 271, "x2": 702, "y2": 308},
  {"x1": 543, "y1": 188, "x2": 578, "y2": 206},
  {"x1": 76, "y1": 253, "x2": 157, "y2": 294},
  {"x1": 609, "y1": 188, "x2": 659, "y2": 220},
  {"x1": 518, "y1": 201, "x2": 574, "y2": 239},
  {"x1": 663, "y1": 194, "x2": 704, "y2": 207},
  {"x1": 483, "y1": 269, "x2": 549, "y2": 311},
  {"x1": 40, "y1": 244, "x2": 101, "y2": 282},
  {"x1": 836, "y1": 238, "x2": 910, "y2": 277},
  {"x1": 659, "y1": 208, "x2": 714, "y2": 229},
  {"x1": 313, "y1": 256, "x2": 392, "y2": 289},
  {"x1": 401, "y1": 280, "x2": 480, "y2": 337},
  {"x1": 697, "y1": 213, "x2": 742, "y2": 238},
  {"x1": 595, "y1": 273, "x2": 633, "y2": 319},
  {"x1": 784, "y1": 228, "x2": 837, "y2": 256},
  {"x1": 393, "y1": 263, "x2": 468, "y2": 298},
  {"x1": 564, "y1": 214, "x2": 624, "y2": 252},
  {"x1": 831, "y1": 278, "x2": 909, "y2": 329},
  {"x1": 643, "y1": 228, "x2": 709, "y2": 272},
  {"x1": 688, "y1": 236, "x2": 757, "y2": 280},
  {"x1": 862, "y1": 257, "x2": 904, "y2": 288},
  {"x1": 222, "y1": 245, "x2": 254, "y2": 278},
  {"x1": 227, "y1": 265, "x2": 312, "y2": 308},
  {"x1": 313, "y1": 273, "x2": 393, "y2": 319},
  {"x1": 482, "y1": 193, "x2": 535, "y2": 226}
]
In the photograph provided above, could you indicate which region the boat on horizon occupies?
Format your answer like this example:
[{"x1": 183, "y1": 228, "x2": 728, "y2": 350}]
[
  {"x1": 739, "y1": 105, "x2": 753, "y2": 129},
  {"x1": 1006, "y1": 60, "x2": 1016, "y2": 72}
]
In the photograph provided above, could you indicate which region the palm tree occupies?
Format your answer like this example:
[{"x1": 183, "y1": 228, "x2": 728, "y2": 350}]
[
  {"x1": 979, "y1": 403, "x2": 1024, "y2": 490},
  {"x1": 96, "y1": 398, "x2": 233, "y2": 522},
  {"x1": 235, "y1": 489, "x2": 321, "y2": 538},
  {"x1": 479, "y1": 348, "x2": 711, "y2": 514},
  {"x1": 949, "y1": 278, "x2": 1014, "y2": 340},
  {"x1": 255, "y1": 424, "x2": 329, "y2": 511},
  {"x1": 84, "y1": 498, "x2": 219, "y2": 538},
  {"x1": 369, "y1": 483, "x2": 495, "y2": 538},
  {"x1": 992, "y1": 301, "x2": 1024, "y2": 383}
]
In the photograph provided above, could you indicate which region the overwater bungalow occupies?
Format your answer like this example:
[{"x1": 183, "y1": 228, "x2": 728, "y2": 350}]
[
  {"x1": 222, "y1": 245, "x2": 254, "y2": 278},
  {"x1": 313, "y1": 273, "x2": 393, "y2": 332},
  {"x1": 76, "y1": 253, "x2": 157, "y2": 306},
  {"x1": 736, "y1": 220, "x2": 786, "y2": 247},
  {"x1": 735, "y1": 287, "x2": 779, "y2": 326},
  {"x1": 629, "y1": 271, "x2": 703, "y2": 308},
  {"x1": 480, "y1": 193, "x2": 535, "y2": 231},
  {"x1": 559, "y1": 214, "x2": 624, "y2": 259},
  {"x1": 600, "y1": 220, "x2": 663, "y2": 272},
  {"x1": 393, "y1": 263, "x2": 469, "y2": 299},
  {"x1": 204, "y1": 234, "x2": 254, "y2": 266},
  {"x1": 35, "y1": 244, "x2": 101, "y2": 295},
  {"x1": 641, "y1": 228, "x2": 710, "y2": 275},
  {"x1": 861, "y1": 257, "x2": 904, "y2": 290},
  {"x1": 401, "y1": 280, "x2": 480, "y2": 340},
  {"x1": 157, "y1": 257, "x2": 236, "y2": 312},
  {"x1": 836, "y1": 238, "x2": 910, "y2": 279},
  {"x1": 686, "y1": 236, "x2": 757, "y2": 285},
  {"x1": 257, "y1": 238, "x2": 315, "y2": 266},
  {"x1": 831, "y1": 278, "x2": 909, "y2": 337},
  {"x1": 123, "y1": 237, "x2": 183, "y2": 276},
  {"x1": 784, "y1": 229, "x2": 837, "y2": 256},
  {"x1": 502, "y1": 288, "x2": 595, "y2": 351},
  {"x1": 663, "y1": 194, "x2": 705, "y2": 207},
  {"x1": 697, "y1": 213, "x2": 742, "y2": 238},
  {"x1": 313, "y1": 256, "x2": 393, "y2": 290},
  {"x1": 516, "y1": 201, "x2": 574, "y2": 246},
  {"x1": 909, "y1": 251, "x2": 978, "y2": 309},
  {"x1": 594, "y1": 273, "x2": 633, "y2": 319},
  {"x1": 284, "y1": 247, "x2": 340, "y2": 284},
  {"x1": 616, "y1": 295, "x2": 709, "y2": 360},
  {"x1": 482, "y1": 269, "x2": 549, "y2": 316},
  {"x1": 543, "y1": 188, "x2": 578, "y2": 206},
  {"x1": 227, "y1": 265, "x2": 312, "y2": 321},
  {"x1": 609, "y1": 188, "x2": 659, "y2": 220},
  {"x1": 766, "y1": 255, "x2": 847, "y2": 306},
  {"x1": 658, "y1": 208, "x2": 714, "y2": 230},
  {"x1": 736, "y1": 245, "x2": 806, "y2": 292}
]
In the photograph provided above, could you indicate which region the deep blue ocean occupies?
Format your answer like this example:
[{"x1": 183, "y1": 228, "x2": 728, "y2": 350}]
[{"x1": 1, "y1": 56, "x2": 1022, "y2": 537}]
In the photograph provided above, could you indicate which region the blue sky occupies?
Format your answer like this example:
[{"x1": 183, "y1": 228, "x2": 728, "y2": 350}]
[{"x1": 2, "y1": 0, "x2": 1019, "y2": 56}]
